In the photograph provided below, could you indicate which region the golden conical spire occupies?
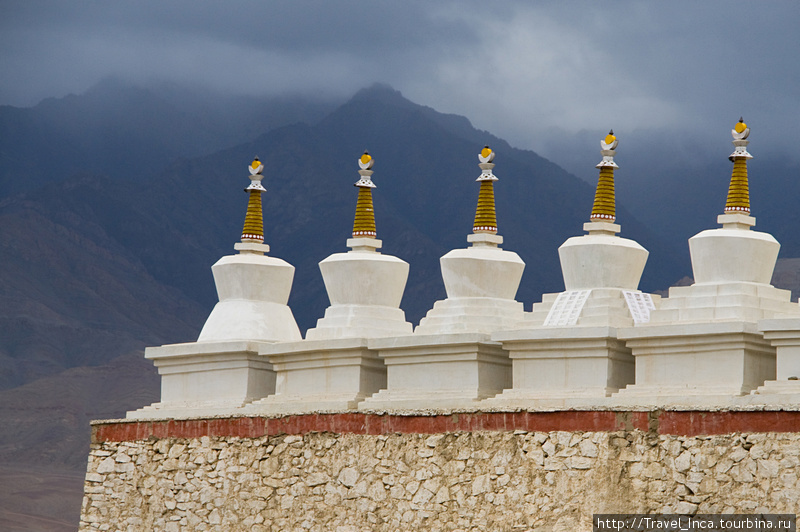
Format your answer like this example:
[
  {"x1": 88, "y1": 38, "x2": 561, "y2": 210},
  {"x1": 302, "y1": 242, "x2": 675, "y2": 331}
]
[
  {"x1": 724, "y1": 118, "x2": 752, "y2": 215},
  {"x1": 473, "y1": 146, "x2": 498, "y2": 234},
  {"x1": 590, "y1": 131, "x2": 618, "y2": 222},
  {"x1": 241, "y1": 157, "x2": 266, "y2": 242},
  {"x1": 352, "y1": 152, "x2": 377, "y2": 238}
]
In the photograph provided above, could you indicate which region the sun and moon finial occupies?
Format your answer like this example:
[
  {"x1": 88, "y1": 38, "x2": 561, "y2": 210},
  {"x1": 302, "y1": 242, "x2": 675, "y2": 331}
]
[
  {"x1": 358, "y1": 151, "x2": 374, "y2": 170},
  {"x1": 241, "y1": 157, "x2": 267, "y2": 243},
  {"x1": 478, "y1": 145, "x2": 495, "y2": 164},
  {"x1": 245, "y1": 157, "x2": 267, "y2": 192},
  {"x1": 590, "y1": 130, "x2": 618, "y2": 223},
  {"x1": 601, "y1": 130, "x2": 618, "y2": 151},
  {"x1": 352, "y1": 151, "x2": 378, "y2": 238},
  {"x1": 725, "y1": 118, "x2": 752, "y2": 215},
  {"x1": 354, "y1": 151, "x2": 377, "y2": 189},
  {"x1": 249, "y1": 157, "x2": 264, "y2": 176},
  {"x1": 473, "y1": 145, "x2": 499, "y2": 234},
  {"x1": 732, "y1": 117, "x2": 750, "y2": 140},
  {"x1": 476, "y1": 146, "x2": 498, "y2": 182}
]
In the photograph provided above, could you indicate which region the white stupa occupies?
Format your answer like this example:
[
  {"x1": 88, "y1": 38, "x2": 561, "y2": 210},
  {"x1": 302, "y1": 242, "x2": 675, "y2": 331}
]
[
  {"x1": 361, "y1": 146, "x2": 525, "y2": 410},
  {"x1": 128, "y1": 158, "x2": 301, "y2": 418},
  {"x1": 197, "y1": 158, "x2": 301, "y2": 344},
  {"x1": 413, "y1": 146, "x2": 525, "y2": 335},
  {"x1": 617, "y1": 119, "x2": 800, "y2": 403},
  {"x1": 490, "y1": 131, "x2": 659, "y2": 405},
  {"x1": 246, "y1": 152, "x2": 411, "y2": 413},
  {"x1": 305, "y1": 152, "x2": 412, "y2": 340}
]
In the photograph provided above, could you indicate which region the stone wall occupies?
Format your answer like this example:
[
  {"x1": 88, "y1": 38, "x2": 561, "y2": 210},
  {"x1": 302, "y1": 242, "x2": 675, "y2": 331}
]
[{"x1": 79, "y1": 412, "x2": 800, "y2": 532}]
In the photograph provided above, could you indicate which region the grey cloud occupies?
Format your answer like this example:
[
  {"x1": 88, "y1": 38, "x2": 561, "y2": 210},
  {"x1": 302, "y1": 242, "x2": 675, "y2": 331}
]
[
  {"x1": 0, "y1": 0, "x2": 478, "y2": 104},
  {"x1": 1, "y1": 0, "x2": 798, "y2": 159}
]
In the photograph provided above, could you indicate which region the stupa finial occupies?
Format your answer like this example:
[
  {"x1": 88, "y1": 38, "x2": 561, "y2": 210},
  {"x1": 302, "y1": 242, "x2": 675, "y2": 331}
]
[
  {"x1": 473, "y1": 145, "x2": 499, "y2": 234},
  {"x1": 241, "y1": 157, "x2": 266, "y2": 243},
  {"x1": 724, "y1": 117, "x2": 752, "y2": 215},
  {"x1": 590, "y1": 130, "x2": 618, "y2": 223},
  {"x1": 352, "y1": 151, "x2": 377, "y2": 238}
]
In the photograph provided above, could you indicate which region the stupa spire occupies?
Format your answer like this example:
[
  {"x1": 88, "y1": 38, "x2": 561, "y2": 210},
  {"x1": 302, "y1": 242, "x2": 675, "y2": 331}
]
[
  {"x1": 724, "y1": 118, "x2": 752, "y2": 215},
  {"x1": 352, "y1": 152, "x2": 377, "y2": 238},
  {"x1": 241, "y1": 157, "x2": 266, "y2": 243},
  {"x1": 590, "y1": 131, "x2": 618, "y2": 223},
  {"x1": 473, "y1": 146, "x2": 498, "y2": 234}
]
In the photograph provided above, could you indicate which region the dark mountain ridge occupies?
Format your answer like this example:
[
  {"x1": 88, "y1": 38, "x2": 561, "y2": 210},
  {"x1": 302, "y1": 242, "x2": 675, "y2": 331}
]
[{"x1": 0, "y1": 77, "x2": 339, "y2": 197}]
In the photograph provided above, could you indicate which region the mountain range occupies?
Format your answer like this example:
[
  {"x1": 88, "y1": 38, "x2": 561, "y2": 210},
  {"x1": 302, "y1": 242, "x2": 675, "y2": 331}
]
[{"x1": 0, "y1": 79, "x2": 797, "y2": 530}]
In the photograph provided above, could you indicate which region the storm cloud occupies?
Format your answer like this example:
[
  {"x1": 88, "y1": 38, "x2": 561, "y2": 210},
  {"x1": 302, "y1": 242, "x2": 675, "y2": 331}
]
[{"x1": 2, "y1": 1, "x2": 799, "y2": 162}]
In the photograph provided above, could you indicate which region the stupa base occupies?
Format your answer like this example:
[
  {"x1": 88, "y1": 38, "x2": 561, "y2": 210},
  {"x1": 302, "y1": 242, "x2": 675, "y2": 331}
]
[
  {"x1": 128, "y1": 340, "x2": 275, "y2": 419},
  {"x1": 491, "y1": 326, "x2": 634, "y2": 400},
  {"x1": 305, "y1": 305, "x2": 412, "y2": 340},
  {"x1": 244, "y1": 393, "x2": 377, "y2": 414},
  {"x1": 126, "y1": 399, "x2": 250, "y2": 420},
  {"x1": 744, "y1": 380, "x2": 800, "y2": 406},
  {"x1": 359, "y1": 333, "x2": 511, "y2": 411},
  {"x1": 414, "y1": 298, "x2": 524, "y2": 335},
  {"x1": 360, "y1": 389, "x2": 504, "y2": 412},
  {"x1": 246, "y1": 337, "x2": 386, "y2": 414},
  {"x1": 617, "y1": 322, "x2": 776, "y2": 401}
]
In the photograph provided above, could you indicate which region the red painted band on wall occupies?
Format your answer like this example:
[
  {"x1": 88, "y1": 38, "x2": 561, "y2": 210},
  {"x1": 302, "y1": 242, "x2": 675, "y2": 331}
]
[{"x1": 92, "y1": 410, "x2": 800, "y2": 443}]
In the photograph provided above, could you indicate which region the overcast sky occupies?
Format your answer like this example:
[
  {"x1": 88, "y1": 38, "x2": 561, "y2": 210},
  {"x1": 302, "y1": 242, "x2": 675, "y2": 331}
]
[{"x1": 2, "y1": 1, "x2": 799, "y2": 167}]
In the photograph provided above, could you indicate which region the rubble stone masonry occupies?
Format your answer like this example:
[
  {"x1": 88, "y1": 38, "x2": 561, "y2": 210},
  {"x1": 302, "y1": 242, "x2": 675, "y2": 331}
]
[{"x1": 79, "y1": 411, "x2": 800, "y2": 531}]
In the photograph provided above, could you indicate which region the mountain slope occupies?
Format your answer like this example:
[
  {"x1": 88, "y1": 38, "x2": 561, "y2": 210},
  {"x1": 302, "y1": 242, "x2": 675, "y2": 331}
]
[
  {"x1": 0, "y1": 78, "x2": 338, "y2": 197},
  {"x1": 0, "y1": 177, "x2": 207, "y2": 389},
  {"x1": 0, "y1": 352, "x2": 159, "y2": 532}
]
